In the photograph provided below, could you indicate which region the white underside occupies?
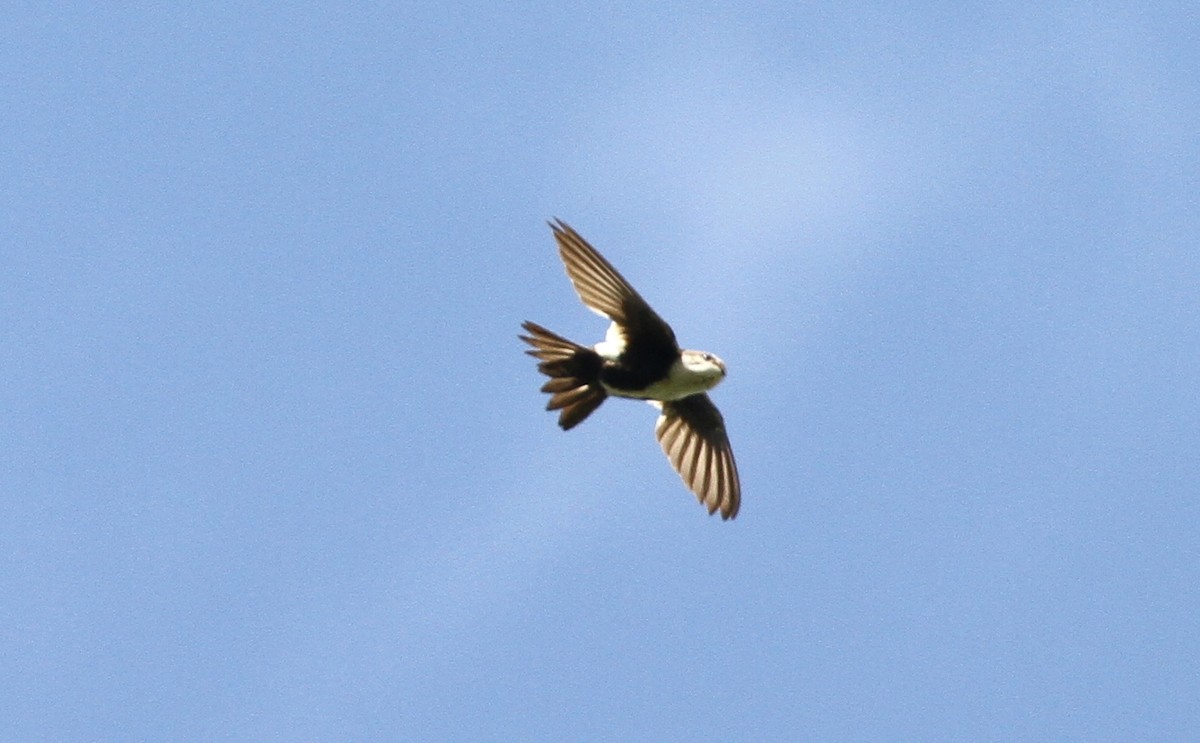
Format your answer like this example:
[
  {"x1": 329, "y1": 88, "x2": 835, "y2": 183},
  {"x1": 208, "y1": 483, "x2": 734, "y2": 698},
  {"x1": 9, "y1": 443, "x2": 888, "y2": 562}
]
[
  {"x1": 592, "y1": 322, "x2": 626, "y2": 361},
  {"x1": 594, "y1": 322, "x2": 724, "y2": 402},
  {"x1": 600, "y1": 360, "x2": 718, "y2": 401}
]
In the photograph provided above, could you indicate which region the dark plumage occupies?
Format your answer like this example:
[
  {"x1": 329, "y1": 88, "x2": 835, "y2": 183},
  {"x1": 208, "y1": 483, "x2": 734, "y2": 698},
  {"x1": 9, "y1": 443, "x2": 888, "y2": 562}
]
[{"x1": 520, "y1": 220, "x2": 740, "y2": 520}]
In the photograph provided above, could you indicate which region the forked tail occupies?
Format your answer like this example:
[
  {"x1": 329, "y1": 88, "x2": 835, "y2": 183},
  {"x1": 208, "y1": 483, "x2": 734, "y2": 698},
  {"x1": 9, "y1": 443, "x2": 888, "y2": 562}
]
[{"x1": 519, "y1": 321, "x2": 607, "y2": 430}]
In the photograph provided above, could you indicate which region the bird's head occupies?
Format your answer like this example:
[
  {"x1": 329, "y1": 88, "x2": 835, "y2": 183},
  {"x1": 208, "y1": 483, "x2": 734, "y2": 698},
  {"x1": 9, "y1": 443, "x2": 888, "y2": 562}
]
[{"x1": 680, "y1": 350, "x2": 727, "y2": 384}]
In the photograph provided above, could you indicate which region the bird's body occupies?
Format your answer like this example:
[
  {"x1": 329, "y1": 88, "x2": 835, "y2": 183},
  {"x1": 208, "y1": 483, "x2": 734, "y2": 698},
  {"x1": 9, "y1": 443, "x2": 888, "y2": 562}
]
[{"x1": 520, "y1": 220, "x2": 740, "y2": 520}]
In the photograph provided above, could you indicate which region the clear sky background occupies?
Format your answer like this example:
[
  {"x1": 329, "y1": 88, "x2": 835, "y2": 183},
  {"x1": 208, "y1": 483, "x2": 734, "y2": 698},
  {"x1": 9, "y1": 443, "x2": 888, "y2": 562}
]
[{"x1": 4, "y1": 4, "x2": 1198, "y2": 741}]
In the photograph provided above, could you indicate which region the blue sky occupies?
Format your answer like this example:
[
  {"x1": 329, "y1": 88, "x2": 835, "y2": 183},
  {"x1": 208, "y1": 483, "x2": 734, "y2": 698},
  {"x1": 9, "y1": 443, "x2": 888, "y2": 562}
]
[{"x1": 4, "y1": 4, "x2": 1198, "y2": 741}]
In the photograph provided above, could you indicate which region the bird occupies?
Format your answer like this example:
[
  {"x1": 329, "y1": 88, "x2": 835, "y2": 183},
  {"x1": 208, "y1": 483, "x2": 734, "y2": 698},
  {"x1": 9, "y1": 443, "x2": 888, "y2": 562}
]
[{"x1": 520, "y1": 219, "x2": 740, "y2": 520}]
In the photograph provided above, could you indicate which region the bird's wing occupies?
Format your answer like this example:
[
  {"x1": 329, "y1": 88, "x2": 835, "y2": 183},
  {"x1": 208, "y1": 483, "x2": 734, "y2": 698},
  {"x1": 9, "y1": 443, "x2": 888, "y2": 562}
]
[
  {"x1": 550, "y1": 219, "x2": 677, "y2": 350},
  {"x1": 654, "y1": 394, "x2": 740, "y2": 520}
]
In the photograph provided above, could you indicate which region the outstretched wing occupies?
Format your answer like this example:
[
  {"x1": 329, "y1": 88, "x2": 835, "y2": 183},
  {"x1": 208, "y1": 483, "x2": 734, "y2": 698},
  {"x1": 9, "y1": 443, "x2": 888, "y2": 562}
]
[
  {"x1": 549, "y1": 219, "x2": 677, "y2": 354},
  {"x1": 654, "y1": 394, "x2": 741, "y2": 520}
]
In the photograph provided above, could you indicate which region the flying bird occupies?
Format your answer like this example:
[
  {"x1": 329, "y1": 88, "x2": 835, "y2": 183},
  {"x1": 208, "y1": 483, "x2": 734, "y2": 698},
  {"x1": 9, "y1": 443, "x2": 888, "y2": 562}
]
[{"x1": 520, "y1": 219, "x2": 740, "y2": 519}]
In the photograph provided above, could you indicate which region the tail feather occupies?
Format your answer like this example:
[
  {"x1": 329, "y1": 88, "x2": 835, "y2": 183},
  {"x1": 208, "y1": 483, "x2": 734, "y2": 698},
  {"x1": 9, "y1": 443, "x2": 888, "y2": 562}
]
[{"x1": 520, "y1": 321, "x2": 606, "y2": 430}]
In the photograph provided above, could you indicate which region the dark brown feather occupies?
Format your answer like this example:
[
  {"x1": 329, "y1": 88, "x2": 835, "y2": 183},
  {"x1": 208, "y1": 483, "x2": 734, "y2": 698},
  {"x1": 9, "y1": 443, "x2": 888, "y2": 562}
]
[
  {"x1": 549, "y1": 220, "x2": 678, "y2": 359},
  {"x1": 519, "y1": 321, "x2": 607, "y2": 430},
  {"x1": 654, "y1": 394, "x2": 741, "y2": 519}
]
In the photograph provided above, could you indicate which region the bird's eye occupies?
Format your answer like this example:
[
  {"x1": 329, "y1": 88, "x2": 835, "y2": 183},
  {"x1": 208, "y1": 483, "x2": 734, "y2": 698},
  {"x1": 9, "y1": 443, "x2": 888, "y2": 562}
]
[{"x1": 703, "y1": 353, "x2": 713, "y2": 361}]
